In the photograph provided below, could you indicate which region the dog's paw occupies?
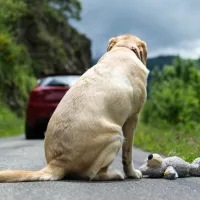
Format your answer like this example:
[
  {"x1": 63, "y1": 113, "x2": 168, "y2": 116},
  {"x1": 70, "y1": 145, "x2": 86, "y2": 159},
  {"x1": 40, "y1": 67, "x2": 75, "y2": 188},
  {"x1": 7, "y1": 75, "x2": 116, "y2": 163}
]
[
  {"x1": 133, "y1": 169, "x2": 143, "y2": 179},
  {"x1": 126, "y1": 169, "x2": 143, "y2": 179}
]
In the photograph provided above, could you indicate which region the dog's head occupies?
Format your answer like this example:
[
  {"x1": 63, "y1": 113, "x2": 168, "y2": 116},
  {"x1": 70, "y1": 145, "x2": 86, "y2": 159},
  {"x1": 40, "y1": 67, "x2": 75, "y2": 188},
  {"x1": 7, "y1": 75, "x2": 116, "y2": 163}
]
[{"x1": 107, "y1": 34, "x2": 147, "y2": 66}]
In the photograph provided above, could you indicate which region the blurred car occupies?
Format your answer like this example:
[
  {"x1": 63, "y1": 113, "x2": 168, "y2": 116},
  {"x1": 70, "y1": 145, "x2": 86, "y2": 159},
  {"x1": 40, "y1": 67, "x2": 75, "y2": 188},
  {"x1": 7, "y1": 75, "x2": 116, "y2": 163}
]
[{"x1": 25, "y1": 74, "x2": 81, "y2": 139}]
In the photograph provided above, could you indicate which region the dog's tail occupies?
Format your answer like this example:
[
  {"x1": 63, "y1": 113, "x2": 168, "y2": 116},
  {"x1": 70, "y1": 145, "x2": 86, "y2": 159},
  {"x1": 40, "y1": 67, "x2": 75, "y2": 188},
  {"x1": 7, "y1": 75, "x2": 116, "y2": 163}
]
[{"x1": 0, "y1": 164, "x2": 65, "y2": 182}]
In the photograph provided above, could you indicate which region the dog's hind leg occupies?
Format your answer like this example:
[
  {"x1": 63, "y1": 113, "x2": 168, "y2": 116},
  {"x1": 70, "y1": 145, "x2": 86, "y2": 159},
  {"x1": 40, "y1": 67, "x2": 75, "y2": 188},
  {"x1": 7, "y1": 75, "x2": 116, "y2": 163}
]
[{"x1": 86, "y1": 138, "x2": 124, "y2": 181}]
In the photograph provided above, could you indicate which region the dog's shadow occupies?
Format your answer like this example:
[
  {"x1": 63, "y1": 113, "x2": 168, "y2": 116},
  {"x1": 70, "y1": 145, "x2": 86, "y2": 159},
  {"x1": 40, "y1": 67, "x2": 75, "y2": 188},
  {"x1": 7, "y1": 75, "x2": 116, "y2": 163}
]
[{"x1": 59, "y1": 177, "x2": 142, "y2": 184}]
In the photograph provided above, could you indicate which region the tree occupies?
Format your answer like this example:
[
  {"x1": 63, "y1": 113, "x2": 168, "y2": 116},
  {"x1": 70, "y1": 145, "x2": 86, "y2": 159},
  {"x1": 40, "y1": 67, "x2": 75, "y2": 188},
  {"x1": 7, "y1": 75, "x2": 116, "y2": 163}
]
[
  {"x1": 143, "y1": 57, "x2": 200, "y2": 131},
  {"x1": 16, "y1": 0, "x2": 91, "y2": 77},
  {"x1": 0, "y1": 0, "x2": 36, "y2": 115},
  {"x1": 47, "y1": 0, "x2": 82, "y2": 20},
  {"x1": 0, "y1": 0, "x2": 91, "y2": 115}
]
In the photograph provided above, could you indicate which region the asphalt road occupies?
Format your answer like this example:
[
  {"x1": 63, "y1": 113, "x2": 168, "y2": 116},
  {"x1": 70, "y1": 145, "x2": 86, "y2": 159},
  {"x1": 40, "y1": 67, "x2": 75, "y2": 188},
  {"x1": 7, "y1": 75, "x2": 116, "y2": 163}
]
[{"x1": 0, "y1": 135, "x2": 200, "y2": 200}]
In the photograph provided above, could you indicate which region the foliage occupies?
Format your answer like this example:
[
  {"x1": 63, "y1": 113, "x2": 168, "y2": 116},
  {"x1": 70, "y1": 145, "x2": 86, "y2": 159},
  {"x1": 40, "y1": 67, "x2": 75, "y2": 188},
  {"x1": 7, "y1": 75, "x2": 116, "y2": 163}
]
[
  {"x1": 0, "y1": 103, "x2": 23, "y2": 138},
  {"x1": 143, "y1": 57, "x2": 200, "y2": 129},
  {"x1": 0, "y1": 0, "x2": 27, "y2": 25},
  {"x1": 17, "y1": 0, "x2": 91, "y2": 77},
  {"x1": 0, "y1": 1, "x2": 36, "y2": 116},
  {"x1": 0, "y1": 0, "x2": 91, "y2": 117},
  {"x1": 47, "y1": 0, "x2": 82, "y2": 20},
  {"x1": 135, "y1": 57, "x2": 200, "y2": 161}
]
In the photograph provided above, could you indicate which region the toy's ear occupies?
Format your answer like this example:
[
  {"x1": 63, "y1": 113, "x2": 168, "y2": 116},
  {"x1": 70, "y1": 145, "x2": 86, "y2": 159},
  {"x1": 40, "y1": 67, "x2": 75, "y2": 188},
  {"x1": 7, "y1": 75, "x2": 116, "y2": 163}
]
[
  {"x1": 147, "y1": 154, "x2": 163, "y2": 168},
  {"x1": 190, "y1": 158, "x2": 200, "y2": 176}
]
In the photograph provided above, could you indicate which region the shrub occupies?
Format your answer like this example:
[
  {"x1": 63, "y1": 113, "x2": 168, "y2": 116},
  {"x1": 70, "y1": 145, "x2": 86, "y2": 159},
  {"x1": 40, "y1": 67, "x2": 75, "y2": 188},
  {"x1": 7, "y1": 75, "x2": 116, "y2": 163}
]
[{"x1": 143, "y1": 57, "x2": 200, "y2": 131}]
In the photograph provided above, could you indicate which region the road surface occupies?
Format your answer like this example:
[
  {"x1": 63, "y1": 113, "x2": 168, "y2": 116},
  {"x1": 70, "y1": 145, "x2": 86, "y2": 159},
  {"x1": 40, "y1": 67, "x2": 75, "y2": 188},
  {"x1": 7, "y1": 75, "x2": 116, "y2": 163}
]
[{"x1": 0, "y1": 135, "x2": 200, "y2": 200}]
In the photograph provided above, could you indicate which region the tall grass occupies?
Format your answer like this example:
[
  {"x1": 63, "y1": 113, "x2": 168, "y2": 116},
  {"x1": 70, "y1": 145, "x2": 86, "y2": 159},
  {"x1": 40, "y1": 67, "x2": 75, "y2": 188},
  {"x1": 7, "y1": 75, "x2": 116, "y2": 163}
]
[
  {"x1": 135, "y1": 118, "x2": 200, "y2": 162},
  {"x1": 0, "y1": 103, "x2": 24, "y2": 138}
]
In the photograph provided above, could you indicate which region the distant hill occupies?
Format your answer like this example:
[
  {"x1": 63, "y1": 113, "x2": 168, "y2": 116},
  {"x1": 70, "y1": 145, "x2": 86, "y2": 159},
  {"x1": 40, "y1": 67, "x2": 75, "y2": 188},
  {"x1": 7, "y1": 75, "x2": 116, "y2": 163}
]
[
  {"x1": 147, "y1": 55, "x2": 177, "y2": 71},
  {"x1": 92, "y1": 55, "x2": 177, "y2": 71}
]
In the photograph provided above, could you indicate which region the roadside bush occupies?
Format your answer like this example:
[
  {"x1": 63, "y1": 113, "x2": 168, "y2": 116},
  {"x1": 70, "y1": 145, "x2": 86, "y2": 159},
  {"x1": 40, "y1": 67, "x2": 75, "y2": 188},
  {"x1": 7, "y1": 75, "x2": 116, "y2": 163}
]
[
  {"x1": 0, "y1": 0, "x2": 89, "y2": 116},
  {"x1": 0, "y1": 103, "x2": 23, "y2": 137},
  {"x1": 0, "y1": 0, "x2": 36, "y2": 115},
  {"x1": 0, "y1": 33, "x2": 36, "y2": 116},
  {"x1": 143, "y1": 57, "x2": 200, "y2": 131}
]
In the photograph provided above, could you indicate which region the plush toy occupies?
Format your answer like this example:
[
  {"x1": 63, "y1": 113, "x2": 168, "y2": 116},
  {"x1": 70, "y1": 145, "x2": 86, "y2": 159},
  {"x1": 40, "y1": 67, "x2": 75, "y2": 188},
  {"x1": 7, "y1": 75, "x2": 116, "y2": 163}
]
[{"x1": 139, "y1": 153, "x2": 200, "y2": 180}]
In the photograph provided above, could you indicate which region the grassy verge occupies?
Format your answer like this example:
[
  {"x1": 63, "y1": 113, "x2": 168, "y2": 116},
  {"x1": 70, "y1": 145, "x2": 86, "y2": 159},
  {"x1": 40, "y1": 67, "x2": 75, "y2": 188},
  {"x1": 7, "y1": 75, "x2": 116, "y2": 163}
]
[
  {"x1": 0, "y1": 103, "x2": 24, "y2": 138},
  {"x1": 135, "y1": 120, "x2": 200, "y2": 162}
]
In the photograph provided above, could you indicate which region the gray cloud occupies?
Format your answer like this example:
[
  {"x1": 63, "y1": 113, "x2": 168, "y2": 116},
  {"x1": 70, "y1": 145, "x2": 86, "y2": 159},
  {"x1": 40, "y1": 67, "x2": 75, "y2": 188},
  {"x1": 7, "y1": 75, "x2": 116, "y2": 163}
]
[{"x1": 71, "y1": 0, "x2": 200, "y2": 59}]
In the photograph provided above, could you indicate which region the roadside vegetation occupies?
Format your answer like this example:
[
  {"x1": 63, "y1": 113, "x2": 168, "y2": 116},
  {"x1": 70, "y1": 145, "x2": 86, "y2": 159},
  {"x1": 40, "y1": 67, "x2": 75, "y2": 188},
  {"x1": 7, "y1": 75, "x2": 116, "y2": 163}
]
[
  {"x1": 0, "y1": 0, "x2": 91, "y2": 137},
  {"x1": 0, "y1": 103, "x2": 24, "y2": 137},
  {"x1": 135, "y1": 57, "x2": 200, "y2": 162}
]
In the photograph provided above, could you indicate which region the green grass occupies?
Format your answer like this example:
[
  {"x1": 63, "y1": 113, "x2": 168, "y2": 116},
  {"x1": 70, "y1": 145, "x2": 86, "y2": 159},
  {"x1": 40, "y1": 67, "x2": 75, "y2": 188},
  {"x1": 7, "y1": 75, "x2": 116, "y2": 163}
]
[
  {"x1": 0, "y1": 103, "x2": 24, "y2": 138},
  {"x1": 135, "y1": 120, "x2": 200, "y2": 162}
]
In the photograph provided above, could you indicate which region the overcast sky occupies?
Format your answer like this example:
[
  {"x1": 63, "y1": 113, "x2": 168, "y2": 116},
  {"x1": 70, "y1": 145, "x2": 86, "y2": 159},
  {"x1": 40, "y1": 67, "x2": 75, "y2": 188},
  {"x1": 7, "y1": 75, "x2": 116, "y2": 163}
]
[{"x1": 71, "y1": 0, "x2": 200, "y2": 59}]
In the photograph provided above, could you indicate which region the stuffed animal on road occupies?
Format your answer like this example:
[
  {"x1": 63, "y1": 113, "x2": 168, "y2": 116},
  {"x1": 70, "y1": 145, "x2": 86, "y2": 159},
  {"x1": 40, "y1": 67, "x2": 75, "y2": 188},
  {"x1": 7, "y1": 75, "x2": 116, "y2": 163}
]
[{"x1": 139, "y1": 153, "x2": 200, "y2": 180}]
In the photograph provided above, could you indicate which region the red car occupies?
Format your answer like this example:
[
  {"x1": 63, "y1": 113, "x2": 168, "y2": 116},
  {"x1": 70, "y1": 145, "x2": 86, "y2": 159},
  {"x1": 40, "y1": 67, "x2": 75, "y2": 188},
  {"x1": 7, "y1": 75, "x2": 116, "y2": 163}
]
[{"x1": 25, "y1": 74, "x2": 81, "y2": 139}]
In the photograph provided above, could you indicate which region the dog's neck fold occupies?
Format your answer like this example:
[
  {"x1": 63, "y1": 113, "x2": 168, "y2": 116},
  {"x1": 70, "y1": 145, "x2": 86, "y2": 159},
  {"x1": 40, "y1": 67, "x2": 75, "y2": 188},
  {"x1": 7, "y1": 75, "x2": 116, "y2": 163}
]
[
  {"x1": 121, "y1": 46, "x2": 149, "y2": 76},
  {"x1": 110, "y1": 45, "x2": 149, "y2": 76}
]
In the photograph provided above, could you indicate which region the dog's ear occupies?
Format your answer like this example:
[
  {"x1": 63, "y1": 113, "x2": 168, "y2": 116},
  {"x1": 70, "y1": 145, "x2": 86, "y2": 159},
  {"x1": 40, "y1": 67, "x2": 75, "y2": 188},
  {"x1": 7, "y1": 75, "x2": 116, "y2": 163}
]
[
  {"x1": 139, "y1": 41, "x2": 148, "y2": 66},
  {"x1": 107, "y1": 37, "x2": 118, "y2": 51}
]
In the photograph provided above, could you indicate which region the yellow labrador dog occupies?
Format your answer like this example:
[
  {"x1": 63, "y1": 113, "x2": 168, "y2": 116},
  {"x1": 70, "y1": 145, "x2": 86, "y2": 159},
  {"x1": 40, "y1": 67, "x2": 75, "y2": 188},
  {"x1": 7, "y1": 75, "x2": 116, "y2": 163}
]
[{"x1": 0, "y1": 34, "x2": 149, "y2": 182}]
